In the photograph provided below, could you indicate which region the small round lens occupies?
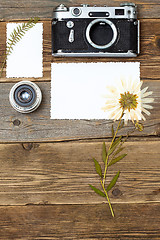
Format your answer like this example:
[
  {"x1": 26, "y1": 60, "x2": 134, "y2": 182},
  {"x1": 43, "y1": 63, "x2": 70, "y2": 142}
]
[
  {"x1": 14, "y1": 85, "x2": 35, "y2": 107},
  {"x1": 20, "y1": 91, "x2": 30, "y2": 101},
  {"x1": 9, "y1": 81, "x2": 42, "y2": 113},
  {"x1": 18, "y1": 89, "x2": 33, "y2": 103}
]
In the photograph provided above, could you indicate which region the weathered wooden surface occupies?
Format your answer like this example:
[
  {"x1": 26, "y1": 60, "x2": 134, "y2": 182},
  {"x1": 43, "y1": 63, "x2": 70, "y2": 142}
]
[
  {"x1": 0, "y1": 81, "x2": 159, "y2": 142},
  {"x1": 0, "y1": 203, "x2": 159, "y2": 239},
  {"x1": 1, "y1": 19, "x2": 160, "y2": 82},
  {"x1": 0, "y1": 1, "x2": 160, "y2": 239},
  {"x1": 0, "y1": 141, "x2": 159, "y2": 205},
  {"x1": 0, "y1": 0, "x2": 160, "y2": 19}
]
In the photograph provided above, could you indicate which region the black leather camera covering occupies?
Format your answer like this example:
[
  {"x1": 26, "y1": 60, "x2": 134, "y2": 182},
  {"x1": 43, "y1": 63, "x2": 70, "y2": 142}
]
[{"x1": 52, "y1": 18, "x2": 138, "y2": 54}]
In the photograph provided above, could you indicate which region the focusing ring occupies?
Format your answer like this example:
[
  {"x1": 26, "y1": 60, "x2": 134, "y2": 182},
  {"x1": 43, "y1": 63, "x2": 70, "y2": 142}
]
[
  {"x1": 9, "y1": 81, "x2": 42, "y2": 113},
  {"x1": 86, "y1": 19, "x2": 118, "y2": 49},
  {"x1": 14, "y1": 84, "x2": 36, "y2": 107}
]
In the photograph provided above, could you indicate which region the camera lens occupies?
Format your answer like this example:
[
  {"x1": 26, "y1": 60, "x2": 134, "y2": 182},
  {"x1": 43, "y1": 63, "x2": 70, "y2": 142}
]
[
  {"x1": 17, "y1": 88, "x2": 33, "y2": 104},
  {"x1": 19, "y1": 91, "x2": 32, "y2": 102},
  {"x1": 86, "y1": 19, "x2": 118, "y2": 49},
  {"x1": 9, "y1": 81, "x2": 42, "y2": 113}
]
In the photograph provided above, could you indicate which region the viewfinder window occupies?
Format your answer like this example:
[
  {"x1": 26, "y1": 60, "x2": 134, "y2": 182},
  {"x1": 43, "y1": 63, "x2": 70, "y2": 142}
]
[{"x1": 115, "y1": 9, "x2": 124, "y2": 15}]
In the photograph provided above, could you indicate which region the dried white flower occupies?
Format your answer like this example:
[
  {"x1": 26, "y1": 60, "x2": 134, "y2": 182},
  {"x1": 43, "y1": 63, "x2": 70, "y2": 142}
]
[{"x1": 102, "y1": 76, "x2": 154, "y2": 125}]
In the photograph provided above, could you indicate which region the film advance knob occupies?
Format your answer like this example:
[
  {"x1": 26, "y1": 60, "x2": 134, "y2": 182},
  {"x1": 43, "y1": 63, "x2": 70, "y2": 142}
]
[{"x1": 55, "y1": 4, "x2": 68, "y2": 11}]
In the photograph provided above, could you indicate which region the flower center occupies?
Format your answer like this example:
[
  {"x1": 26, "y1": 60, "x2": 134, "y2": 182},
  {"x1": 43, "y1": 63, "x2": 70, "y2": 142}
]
[{"x1": 119, "y1": 91, "x2": 138, "y2": 111}]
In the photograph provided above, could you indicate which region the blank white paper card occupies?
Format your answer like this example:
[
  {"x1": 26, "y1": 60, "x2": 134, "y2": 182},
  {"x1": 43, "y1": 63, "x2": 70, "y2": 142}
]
[
  {"x1": 51, "y1": 62, "x2": 140, "y2": 119},
  {"x1": 6, "y1": 23, "x2": 43, "y2": 78}
]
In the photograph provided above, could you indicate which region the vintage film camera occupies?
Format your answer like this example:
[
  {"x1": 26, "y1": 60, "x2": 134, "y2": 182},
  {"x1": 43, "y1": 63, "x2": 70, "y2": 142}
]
[{"x1": 52, "y1": 2, "x2": 140, "y2": 57}]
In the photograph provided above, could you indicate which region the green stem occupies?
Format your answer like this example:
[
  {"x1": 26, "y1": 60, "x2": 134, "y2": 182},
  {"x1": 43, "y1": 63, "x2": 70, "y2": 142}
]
[
  {"x1": 119, "y1": 128, "x2": 135, "y2": 149},
  {"x1": 103, "y1": 113, "x2": 123, "y2": 185},
  {"x1": 103, "y1": 157, "x2": 108, "y2": 186},
  {"x1": 100, "y1": 180, "x2": 114, "y2": 217}
]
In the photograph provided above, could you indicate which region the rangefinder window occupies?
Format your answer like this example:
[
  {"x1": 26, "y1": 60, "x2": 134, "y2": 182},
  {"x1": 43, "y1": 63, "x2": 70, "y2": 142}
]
[
  {"x1": 89, "y1": 12, "x2": 110, "y2": 17},
  {"x1": 115, "y1": 9, "x2": 124, "y2": 15}
]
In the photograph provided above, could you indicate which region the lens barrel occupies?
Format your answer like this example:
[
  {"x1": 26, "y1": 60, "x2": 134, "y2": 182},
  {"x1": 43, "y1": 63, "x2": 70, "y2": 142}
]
[{"x1": 9, "y1": 81, "x2": 42, "y2": 113}]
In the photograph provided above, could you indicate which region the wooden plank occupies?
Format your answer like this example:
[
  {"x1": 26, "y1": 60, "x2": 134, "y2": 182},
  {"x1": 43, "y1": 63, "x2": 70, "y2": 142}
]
[
  {"x1": 0, "y1": 81, "x2": 159, "y2": 142},
  {"x1": 0, "y1": 0, "x2": 160, "y2": 19},
  {"x1": 0, "y1": 203, "x2": 159, "y2": 239},
  {"x1": 0, "y1": 141, "x2": 159, "y2": 205},
  {"x1": 1, "y1": 19, "x2": 160, "y2": 82}
]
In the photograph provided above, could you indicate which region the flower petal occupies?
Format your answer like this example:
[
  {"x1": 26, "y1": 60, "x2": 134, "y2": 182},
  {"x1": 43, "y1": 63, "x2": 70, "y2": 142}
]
[
  {"x1": 142, "y1": 91, "x2": 153, "y2": 98},
  {"x1": 102, "y1": 76, "x2": 153, "y2": 122},
  {"x1": 142, "y1": 104, "x2": 153, "y2": 109},
  {"x1": 142, "y1": 108, "x2": 151, "y2": 116},
  {"x1": 142, "y1": 98, "x2": 154, "y2": 103},
  {"x1": 141, "y1": 86, "x2": 148, "y2": 94},
  {"x1": 134, "y1": 81, "x2": 143, "y2": 93},
  {"x1": 141, "y1": 113, "x2": 146, "y2": 121}
]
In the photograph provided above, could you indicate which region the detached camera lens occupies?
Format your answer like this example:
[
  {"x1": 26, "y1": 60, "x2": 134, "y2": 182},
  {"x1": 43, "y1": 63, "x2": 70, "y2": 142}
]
[{"x1": 9, "y1": 81, "x2": 42, "y2": 113}]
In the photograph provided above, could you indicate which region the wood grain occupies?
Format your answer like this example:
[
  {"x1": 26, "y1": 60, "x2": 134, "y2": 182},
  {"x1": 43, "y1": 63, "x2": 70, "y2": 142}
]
[
  {"x1": 0, "y1": 203, "x2": 159, "y2": 239},
  {"x1": 1, "y1": 19, "x2": 160, "y2": 82},
  {"x1": 0, "y1": 141, "x2": 159, "y2": 205},
  {"x1": 0, "y1": 1, "x2": 160, "y2": 238},
  {"x1": 0, "y1": 0, "x2": 160, "y2": 19},
  {"x1": 0, "y1": 81, "x2": 159, "y2": 142}
]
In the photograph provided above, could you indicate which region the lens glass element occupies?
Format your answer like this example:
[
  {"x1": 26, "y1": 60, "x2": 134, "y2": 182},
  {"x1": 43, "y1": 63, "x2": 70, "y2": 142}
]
[
  {"x1": 18, "y1": 89, "x2": 33, "y2": 103},
  {"x1": 14, "y1": 84, "x2": 36, "y2": 107},
  {"x1": 20, "y1": 91, "x2": 30, "y2": 101}
]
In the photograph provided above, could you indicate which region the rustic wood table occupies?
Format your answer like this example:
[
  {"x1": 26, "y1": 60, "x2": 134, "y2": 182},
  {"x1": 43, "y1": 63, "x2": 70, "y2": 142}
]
[{"x1": 0, "y1": 0, "x2": 160, "y2": 239}]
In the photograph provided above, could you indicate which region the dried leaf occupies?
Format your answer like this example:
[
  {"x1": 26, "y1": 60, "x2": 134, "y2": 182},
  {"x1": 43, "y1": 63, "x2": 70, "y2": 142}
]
[
  {"x1": 102, "y1": 142, "x2": 107, "y2": 163},
  {"x1": 93, "y1": 158, "x2": 102, "y2": 177},
  {"x1": 89, "y1": 185, "x2": 106, "y2": 197},
  {"x1": 108, "y1": 154, "x2": 127, "y2": 167},
  {"x1": 106, "y1": 171, "x2": 120, "y2": 192},
  {"x1": 112, "y1": 136, "x2": 122, "y2": 148},
  {"x1": 113, "y1": 147, "x2": 125, "y2": 156},
  {"x1": 108, "y1": 136, "x2": 122, "y2": 156}
]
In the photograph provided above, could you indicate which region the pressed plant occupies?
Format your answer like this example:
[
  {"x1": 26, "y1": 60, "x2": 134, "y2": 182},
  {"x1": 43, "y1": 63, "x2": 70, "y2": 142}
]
[{"x1": 90, "y1": 76, "x2": 154, "y2": 217}]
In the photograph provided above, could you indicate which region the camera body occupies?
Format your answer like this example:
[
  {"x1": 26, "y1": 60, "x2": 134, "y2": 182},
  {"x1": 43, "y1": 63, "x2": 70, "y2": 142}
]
[{"x1": 52, "y1": 3, "x2": 140, "y2": 57}]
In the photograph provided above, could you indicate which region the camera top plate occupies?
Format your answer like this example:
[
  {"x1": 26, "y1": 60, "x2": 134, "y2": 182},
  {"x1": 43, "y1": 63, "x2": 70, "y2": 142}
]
[{"x1": 53, "y1": 3, "x2": 137, "y2": 20}]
